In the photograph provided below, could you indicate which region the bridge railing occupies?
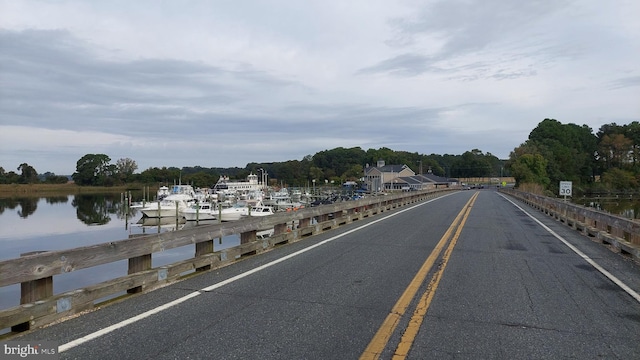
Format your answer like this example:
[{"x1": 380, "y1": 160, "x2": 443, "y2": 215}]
[
  {"x1": 0, "y1": 188, "x2": 454, "y2": 336},
  {"x1": 501, "y1": 188, "x2": 640, "y2": 261}
]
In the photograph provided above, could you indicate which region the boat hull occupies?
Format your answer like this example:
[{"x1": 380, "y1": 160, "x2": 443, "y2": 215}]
[
  {"x1": 140, "y1": 200, "x2": 190, "y2": 218},
  {"x1": 182, "y1": 210, "x2": 216, "y2": 221},
  {"x1": 219, "y1": 212, "x2": 242, "y2": 222},
  {"x1": 141, "y1": 207, "x2": 183, "y2": 218}
]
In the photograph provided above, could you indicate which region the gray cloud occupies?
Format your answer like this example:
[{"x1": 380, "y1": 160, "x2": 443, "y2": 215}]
[
  {"x1": 358, "y1": 53, "x2": 440, "y2": 76},
  {"x1": 610, "y1": 75, "x2": 640, "y2": 89},
  {"x1": 1, "y1": 29, "x2": 498, "y2": 172},
  {"x1": 363, "y1": 0, "x2": 574, "y2": 78},
  {"x1": 0, "y1": 29, "x2": 302, "y2": 137},
  {"x1": 390, "y1": 0, "x2": 568, "y2": 53}
]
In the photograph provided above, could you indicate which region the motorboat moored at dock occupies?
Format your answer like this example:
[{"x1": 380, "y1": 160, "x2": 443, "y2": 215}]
[{"x1": 181, "y1": 202, "x2": 217, "y2": 221}]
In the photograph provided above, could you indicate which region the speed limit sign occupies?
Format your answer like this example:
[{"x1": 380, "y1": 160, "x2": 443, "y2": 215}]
[{"x1": 559, "y1": 181, "x2": 572, "y2": 197}]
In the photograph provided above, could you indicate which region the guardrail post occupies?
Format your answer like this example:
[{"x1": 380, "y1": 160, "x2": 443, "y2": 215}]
[
  {"x1": 12, "y1": 251, "x2": 53, "y2": 332},
  {"x1": 241, "y1": 230, "x2": 256, "y2": 244},
  {"x1": 195, "y1": 239, "x2": 214, "y2": 272},
  {"x1": 274, "y1": 223, "x2": 287, "y2": 235},
  {"x1": 128, "y1": 254, "x2": 151, "y2": 293},
  {"x1": 239, "y1": 230, "x2": 258, "y2": 257}
]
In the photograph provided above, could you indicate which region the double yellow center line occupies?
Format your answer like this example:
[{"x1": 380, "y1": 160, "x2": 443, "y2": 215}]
[{"x1": 360, "y1": 191, "x2": 479, "y2": 360}]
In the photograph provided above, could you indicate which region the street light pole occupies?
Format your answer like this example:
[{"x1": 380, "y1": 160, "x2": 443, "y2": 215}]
[{"x1": 258, "y1": 168, "x2": 267, "y2": 191}]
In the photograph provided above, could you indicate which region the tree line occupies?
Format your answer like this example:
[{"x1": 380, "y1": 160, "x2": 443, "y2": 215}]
[
  {"x1": 71, "y1": 147, "x2": 507, "y2": 188},
  {"x1": 1, "y1": 148, "x2": 506, "y2": 189},
  {"x1": 3, "y1": 117, "x2": 638, "y2": 194},
  {"x1": 507, "y1": 118, "x2": 640, "y2": 194},
  {"x1": 0, "y1": 163, "x2": 69, "y2": 184}
]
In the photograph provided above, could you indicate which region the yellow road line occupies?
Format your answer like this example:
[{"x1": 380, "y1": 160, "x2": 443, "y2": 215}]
[
  {"x1": 392, "y1": 191, "x2": 478, "y2": 359},
  {"x1": 359, "y1": 192, "x2": 479, "y2": 360}
]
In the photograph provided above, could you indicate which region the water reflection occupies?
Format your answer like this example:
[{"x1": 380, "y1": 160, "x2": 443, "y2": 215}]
[
  {"x1": 44, "y1": 196, "x2": 69, "y2": 205},
  {"x1": 0, "y1": 198, "x2": 39, "y2": 218},
  {"x1": 72, "y1": 194, "x2": 116, "y2": 225},
  {"x1": 576, "y1": 197, "x2": 640, "y2": 219},
  {"x1": 135, "y1": 216, "x2": 186, "y2": 234},
  {"x1": 72, "y1": 193, "x2": 141, "y2": 225}
]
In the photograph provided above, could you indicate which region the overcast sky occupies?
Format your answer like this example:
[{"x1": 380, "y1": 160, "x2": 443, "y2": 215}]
[{"x1": 1, "y1": 1, "x2": 638, "y2": 175}]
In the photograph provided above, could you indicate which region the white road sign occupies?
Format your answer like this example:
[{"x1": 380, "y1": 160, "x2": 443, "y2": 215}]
[{"x1": 559, "y1": 181, "x2": 572, "y2": 197}]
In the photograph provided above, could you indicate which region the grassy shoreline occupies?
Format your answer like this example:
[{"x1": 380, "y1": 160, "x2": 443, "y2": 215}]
[{"x1": 0, "y1": 183, "x2": 158, "y2": 197}]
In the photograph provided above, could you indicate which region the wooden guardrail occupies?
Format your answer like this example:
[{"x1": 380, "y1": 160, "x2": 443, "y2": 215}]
[
  {"x1": 0, "y1": 188, "x2": 454, "y2": 336},
  {"x1": 501, "y1": 188, "x2": 640, "y2": 261}
]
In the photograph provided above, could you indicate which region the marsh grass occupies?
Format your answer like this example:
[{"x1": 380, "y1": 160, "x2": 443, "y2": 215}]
[{"x1": 0, "y1": 183, "x2": 157, "y2": 197}]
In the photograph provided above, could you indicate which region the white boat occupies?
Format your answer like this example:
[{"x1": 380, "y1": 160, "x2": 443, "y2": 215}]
[
  {"x1": 213, "y1": 173, "x2": 264, "y2": 193},
  {"x1": 290, "y1": 189, "x2": 302, "y2": 202},
  {"x1": 140, "y1": 197, "x2": 192, "y2": 218},
  {"x1": 168, "y1": 184, "x2": 197, "y2": 198},
  {"x1": 181, "y1": 202, "x2": 217, "y2": 221},
  {"x1": 157, "y1": 186, "x2": 171, "y2": 200},
  {"x1": 133, "y1": 216, "x2": 185, "y2": 234},
  {"x1": 130, "y1": 186, "x2": 172, "y2": 209},
  {"x1": 247, "y1": 204, "x2": 275, "y2": 217},
  {"x1": 140, "y1": 184, "x2": 197, "y2": 218},
  {"x1": 256, "y1": 228, "x2": 274, "y2": 239},
  {"x1": 181, "y1": 200, "x2": 274, "y2": 222},
  {"x1": 266, "y1": 188, "x2": 290, "y2": 202},
  {"x1": 275, "y1": 200, "x2": 304, "y2": 211},
  {"x1": 218, "y1": 202, "x2": 248, "y2": 222},
  {"x1": 239, "y1": 189, "x2": 265, "y2": 202},
  {"x1": 214, "y1": 200, "x2": 270, "y2": 221}
]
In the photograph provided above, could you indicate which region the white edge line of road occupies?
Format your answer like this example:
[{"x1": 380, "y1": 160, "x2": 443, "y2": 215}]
[
  {"x1": 499, "y1": 193, "x2": 640, "y2": 304},
  {"x1": 59, "y1": 192, "x2": 458, "y2": 353}
]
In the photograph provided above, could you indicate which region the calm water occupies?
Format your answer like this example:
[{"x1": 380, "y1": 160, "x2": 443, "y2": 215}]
[
  {"x1": 574, "y1": 195, "x2": 640, "y2": 220},
  {"x1": 0, "y1": 193, "x2": 239, "y2": 311}
]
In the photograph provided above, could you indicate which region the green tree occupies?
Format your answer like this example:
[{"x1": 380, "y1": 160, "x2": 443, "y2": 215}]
[
  {"x1": 72, "y1": 154, "x2": 112, "y2": 186},
  {"x1": 365, "y1": 147, "x2": 398, "y2": 166},
  {"x1": 312, "y1": 147, "x2": 366, "y2": 177},
  {"x1": 422, "y1": 158, "x2": 445, "y2": 176},
  {"x1": 450, "y1": 149, "x2": 492, "y2": 178},
  {"x1": 596, "y1": 122, "x2": 625, "y2": 139},
  {"x1": 342, "y1": 164, "x2": 364, "y2": 181},
  {"x1": 526, "y1": 118, "x2": 598, "y2": 189},
  {"x1": 598, "y1": 134, "x2": 633, "y2": 170},
  {"x1": 309, "y1": 166, "x2": 324, "y2": 184},
  {"x1": 0, "y1": 167, "x2": 19, "y2": 184},
  {"x1": 17, "y1": 163, "x2": 39, "y2": 184},
  {"x1": 601, "y1": 168, "x2": 638, "y2": 190},
  {"x1": 508, "y1": 153, "x2": 549, "y2": 187},
  {"x1": 115, "y1": 158, "x2": 138, "y2": 183},
  {"x1": 138, "y1": 166, "x2": 181, "y2": 185},
  {"x1": 269, "y1": 162, "x2": 295, "y2": 187},
  {"x1": 623, "y1": 121, "x2": 640, "y2": 169},
  {"x1": 184, "y1": 172, "x2": 217, "y2": 188},
  {"x1": 43, "y1": 172, "x2": 69, "y2": 184}
]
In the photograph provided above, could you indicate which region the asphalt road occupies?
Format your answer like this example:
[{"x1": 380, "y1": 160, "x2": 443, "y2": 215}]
[{"x1": 11, "y1": 190, "x2": 640, "y2": 359}]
